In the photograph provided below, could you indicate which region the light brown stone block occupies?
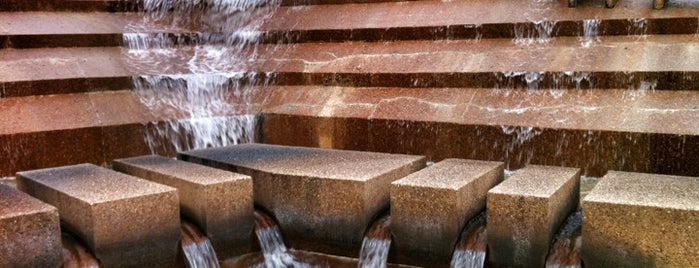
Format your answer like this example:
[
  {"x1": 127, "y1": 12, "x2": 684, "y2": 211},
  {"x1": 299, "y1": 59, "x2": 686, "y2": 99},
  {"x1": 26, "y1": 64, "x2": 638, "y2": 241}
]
[
  {"x1": 179, "y1": 143, "x2": 426, "y2": 256},
  {"x1": 113, "y1": 155, "x2": 254, "y2": 259},
  {"x1": 487, "y1": 165, "x2": 580, "y2": 268},
  {"x1": 583, "y1": 171, "x2": 699, "y2": 267},
  {"x1": 16, "y1": 163, "x2": 180, "y2": 268},
  {"x1": 0, "y1": 184, "x2": 61, "y2": 268},
  {"x1": 390, "y1": 159, "x2": 504, "y2": 267}
]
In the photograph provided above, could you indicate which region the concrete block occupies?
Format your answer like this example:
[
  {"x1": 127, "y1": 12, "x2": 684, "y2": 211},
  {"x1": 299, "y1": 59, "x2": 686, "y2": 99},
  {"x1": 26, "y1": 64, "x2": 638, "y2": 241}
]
[
  {"x1": 16, "y1": 163, "x2": 180, "y2": 268},
  {"x1": 113, "y1": 155, "x2": 254, "y2": 259},
  {"x1": 390, "y1": 159, "x2": 504, "y2": 267},
  {"x1": 0, "y1": 184, "x2": 62, "y2": 268},
  {"x1": 179, "y1": 143, "x2": 426, "y2": 256},
  {"x1": 583, "y1": 171, "x2": 699, "y2": 267},
  {"x1": 487, "y1": 165, "x2": 581, "y2": 268}
]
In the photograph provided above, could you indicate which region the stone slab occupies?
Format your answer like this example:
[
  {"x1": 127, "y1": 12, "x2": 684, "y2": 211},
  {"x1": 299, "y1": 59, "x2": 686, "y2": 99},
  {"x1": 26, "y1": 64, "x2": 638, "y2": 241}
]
[
  {"x1": 0, "y1": 184, "x2": 62, "y2": 268},
  {"x1": 16, "y1": 163, "x2": 180, "y2": 267},
  {"x1": 487, "y1": 165, "x2": 580, "y2": 268},
  {"x1": 390, "y1": 159, "x2": 504, "y2": 267},
  {"x1": 179, "y1": 143, "x2": 426, "y2": 256},
  {"x1": 582, "y1": 171, "x2": 699, "y2": 267},
  {"x1": 113, "y1": 155, "x2": 254, "y2": 258}
]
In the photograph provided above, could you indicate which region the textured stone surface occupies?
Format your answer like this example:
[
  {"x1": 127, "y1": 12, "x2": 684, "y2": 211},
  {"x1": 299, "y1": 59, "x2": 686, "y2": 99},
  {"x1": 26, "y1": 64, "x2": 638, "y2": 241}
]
[
  {"x1": 16, "y1": 163, "x2": 180, "y2": 268},
  {"x1": 487, "y1": 165, "x2": 580, "y2": 268},
  {"x1": 583, "y1": 171, "x2": 699, "y2": 267},
  {"x1": 390, "y1": 159, "x2": 504, "y2": 267},
  {"x1": 179, "y1": 143, "x2": 426, "y2": 256},
  {"x1": 113, "y1": 155, "x2": 254, "y2": 258},
  {"x1": 0, "y1": 184, "x2": 62, "y2": 268}
]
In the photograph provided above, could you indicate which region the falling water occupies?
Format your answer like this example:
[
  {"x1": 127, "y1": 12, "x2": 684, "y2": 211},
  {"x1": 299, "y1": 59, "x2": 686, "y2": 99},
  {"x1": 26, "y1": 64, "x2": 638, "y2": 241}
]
[
  {"x1": 358, "y1": 215, "x2": 392, "y2": 268},
  {"x1": 580, "y1": 19, "x2": 600, "y2": 48},
  {"x1": 450, "y1": 211, "x2": 487, "y2": 268},
  {"x1": 545, "y1": 209, "x2": 582, "y2": 268},
  {"x1": 61, "y1": 233, "x2": 99, "y2": 268},
  {"x1": 181, "y1": 221, "x2": 220, "y2": 268},
  {"x1": 514, "y1": 20, "x2": 557, "y2": 45},
  {"x1": 252, "y1": 210, "x2": 319, "y2": 268},
  {"x1": 123, "y1": 0, "x2": 280, "y2": 154}
]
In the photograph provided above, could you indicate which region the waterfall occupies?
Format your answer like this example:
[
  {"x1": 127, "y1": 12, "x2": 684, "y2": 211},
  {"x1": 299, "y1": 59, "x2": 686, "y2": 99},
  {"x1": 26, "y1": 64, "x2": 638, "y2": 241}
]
[
  {"x1": 358, "y1": 215, "x2": 392, "y2": 268},
  {"x1": 123, "y1": 0, "x2": 280, "y2": 154},
  {"x1": 451, "y1": 212, "x2": 487, "y2": 268},
  {"x1": 180, "y1": 221, "x2": 220, "y2": 268},
  {"x1": 545, "y1": 209, "x2": 583, "y2": 268}
]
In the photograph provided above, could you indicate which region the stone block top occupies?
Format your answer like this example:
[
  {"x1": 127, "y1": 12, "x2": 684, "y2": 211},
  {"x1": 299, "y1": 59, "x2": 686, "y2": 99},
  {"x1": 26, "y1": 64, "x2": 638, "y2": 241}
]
[
  {"x1": 114, "y1": 155, "x2": 250, "y2": 186},
  {"x1": 180, "y1": 144, "x2": 426, "y2": 182},
  {"x1": 392, "y1": 159, "x2": 503, "y2": 190},
  {"x1": 16, "y1": 163, "x2": 176, "y2": 204},
  {"x1": 585, "y1": 171, "x2": 699, "y2": 210},
  {"x1": 0, "y1": 184, "x2": 55, "y2": 219},
  {"x1": 489, "y1": 165, "x2": 581, "y2": 198}
]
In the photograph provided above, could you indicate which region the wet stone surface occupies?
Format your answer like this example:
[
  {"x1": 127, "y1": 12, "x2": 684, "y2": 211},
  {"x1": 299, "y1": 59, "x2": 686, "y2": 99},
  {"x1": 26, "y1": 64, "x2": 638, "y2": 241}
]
[
  {"x1": 390, "y1": 159, "x2": 504, "y2": 267},
  {"x1": 487, "y1": 165, "x2": 580, "y2": 268},
  {"x1": 179, "y1": 143, "x2": 426, "y2": 257},
  {"x1": 583, "y1": 171, "x2": 699, "y2": 267},
  {"x1": 113, "y1": 155, "x2": 254, "y2": 259},
  {"x1": 0, "y1": 184, "x2": 62, "y2": 268},
  {"x1": 16, "y1": 163, "x2": 181, "y2": 268}
]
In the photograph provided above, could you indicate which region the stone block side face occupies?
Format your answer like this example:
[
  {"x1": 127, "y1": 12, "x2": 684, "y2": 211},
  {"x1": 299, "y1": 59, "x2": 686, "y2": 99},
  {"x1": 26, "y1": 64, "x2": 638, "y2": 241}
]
[
  {"x1": 252, "y1": 170, "x2": 366, "y2": 254},
  {"x1": 113, "y1": 156, "x2": 255, "y2": 258},
  {"x1": 390, "y1": 160, "x2": 504, "y2": 266},
  {"x1": 0, "y1": 185, "x2": 62, "y2": 268},
  {"x1": 202, "y1": 180, "x2": 254, "y2": 258},
  {"x1": 582, "y1": 172, "x2": 699, "y2": 268},
  {"x1": 91, "y1": 192, "x2": 180, "y2": 267},
  {"x1": 487, "y1": 166, "x2": 581, "y2": 268}
]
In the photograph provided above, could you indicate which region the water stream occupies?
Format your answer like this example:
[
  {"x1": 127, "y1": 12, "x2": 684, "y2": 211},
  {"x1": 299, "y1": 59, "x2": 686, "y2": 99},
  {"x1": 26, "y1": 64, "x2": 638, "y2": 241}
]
[
  {"x1": 545, "y1": 209, "x2": 583, "y2": 268},
  {"x1": 123, "y1": 0, "x2": 280, "y2": 154},
  {"x1": 358, "y1": 215, "x2": 392, "y2": 268},
  {"x1": 450, "y1": 211, "x2": 488, "y2": 268},
  {"x1": 181, "y1": 221, "x2": 221, "y2": 268}
]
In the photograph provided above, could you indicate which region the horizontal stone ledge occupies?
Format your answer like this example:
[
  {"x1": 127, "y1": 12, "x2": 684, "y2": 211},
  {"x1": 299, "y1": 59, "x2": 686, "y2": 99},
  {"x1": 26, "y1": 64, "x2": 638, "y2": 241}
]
[
  {"x1": 259, "y1": 113, "x2": 699, "y2": 177},
  {"x1": 178, "y1": 143, "x2": 427, "y2": 257},
  {"x1": 0, "y1": 0, "x2": 140, "y2": 12}
]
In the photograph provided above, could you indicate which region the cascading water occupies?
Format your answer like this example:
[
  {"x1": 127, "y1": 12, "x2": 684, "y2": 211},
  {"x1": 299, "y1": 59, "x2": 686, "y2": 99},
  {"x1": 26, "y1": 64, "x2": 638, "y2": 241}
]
[
  {"x1": 357, "y1": 215, "x2": 392, "y2": 268},
  {"x1": 123, "y1": 0, "x2": 280, "y2": 154},
  {"x1": 252, "y1": 210, "x2": 318, "y2": 268},
  {"x1": 580, "y1": 19, "x2": 600, "y2": 48},
  {"x1": 180, "y1": 221, "x2": 220, "y2": 268},
  {"x1": 450, "y1": 211, "x2": 487, "y2": 268},
  {"x1": 545, "y1": 209, "x2": 582, "y2": 268}
]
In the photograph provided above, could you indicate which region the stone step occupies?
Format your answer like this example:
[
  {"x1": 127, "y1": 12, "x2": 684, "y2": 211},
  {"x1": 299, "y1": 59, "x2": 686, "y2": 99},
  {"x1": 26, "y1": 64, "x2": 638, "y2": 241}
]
[
  {"x1": 178, "y1": 143, "x2": 427, "y2": 257},
  {"x1": 487, "y1": 165, "x2": 581, "y2": 267},
  {"x1": 0, "y1": 0, "x2": 408, "y2": 11},
  {"x1": 3, "y1": 1, "x2": 698, "y2": 48},
  {"x1": 258, "y1": 86, "x2": 699, "y2": 177},
  {"x1": 112, "y1": 155, "x2": 254, "y2": 259},
  {"x1": 390, "y1": 159, "x2": 504, "y2": 267},
  {"x1": 2, "y1": 34, "x2": 698, "y2": 97},
  {"x1": 582, "y1": 171, "x2": 699, "y2": 267},
  {"x1": 0, "y1": 184, "x2": 62, "y2": 267},
  {"x1": 265, "y1": 0, "x2": 699, "y2": 42},
  {"x1": 0, "y1": 90, "x2": 260, "y2": 176},
  {"x1": 16, "y1": 163, "x2": 181, "y2": 267}
]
